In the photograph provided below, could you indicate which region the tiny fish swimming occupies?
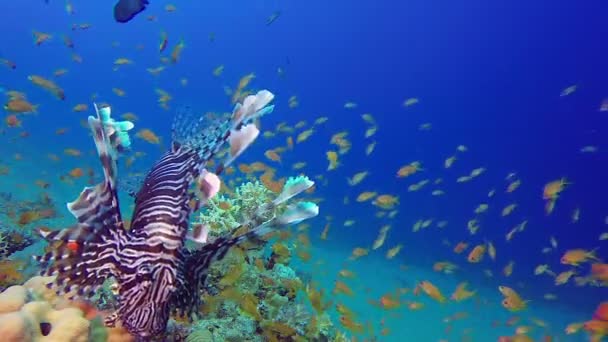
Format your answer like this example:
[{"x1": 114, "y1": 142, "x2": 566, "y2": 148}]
[{"x1": 34, "y1": 90, "x2": 320, "y2": 339}]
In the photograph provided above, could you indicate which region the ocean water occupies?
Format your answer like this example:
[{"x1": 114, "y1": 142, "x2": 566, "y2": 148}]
[{"x1": 1, "y1": 0, "x2": 607, "y2": 341}]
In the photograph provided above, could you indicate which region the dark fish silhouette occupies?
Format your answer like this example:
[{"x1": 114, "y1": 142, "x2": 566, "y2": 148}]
[{"x1": 114, "y1": 0, "x2": 149, "y2": 23}]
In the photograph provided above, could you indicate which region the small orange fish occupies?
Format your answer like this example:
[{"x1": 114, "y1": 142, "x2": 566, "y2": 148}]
[
  {"x1": 320, "y1": 222, "x2": 330, "y2": 240},
  {"x1": 5, "y1": 115, "x2": 21, "y2": 127},
  {"x1": 467, "y1": 244, "x2": 486, "y2": 263},
  {"x1": 338, "y1": 269, "x2": 356, "y2": 278},
  {"x1": 349, "y1": 247, "x2": 369, "y2": 260},
  {"x1": 561, "y1": 248, "x2": 599, "y2": 266},
  {"x1": 419, "y1": 280, "x2": 446, "y2": 303},
  {"x1": 543, "y1": 178, "x2": 569, "y2": 200},
  {"x1": 69, "y1": 167, "x2": 84, "y2": 178},
  {"x1": 53, "y1": 69, "x2": 68, "y2": 77},
  {"x1": 4, "y1": 98, "x2": 38, "y2": 114},
  {"x1": 264, "y1": 149, "x2": 281, "y2": 162},
  {"x1": 72, "y1": 104, "x2": 88, "y2": 112},
  {"x1": 501, "y1": 295, "x2": 528, "y2": 312},
  {"x1": 451, "y1": 282, "x2": 475, "y2": 301},
  {"x1": 33, "y1": 31, "x2": 52, "y2": 45},
  {"x1": 64, "y1": 148, "x2": 82, "y2": 156},
  {"x1": 333, "y1": 281, "x2": 354, "y2": 296},
  {"x1": 136, "y1": 129, "x2": 161, "y2": 144},
  {"x1": 112, "y1": 88, "x2": 126, "y2": 97},
  {"x1": 339, "y1": 315, "x2": 364, "y2": 333},
  {"x1": 372, "y1": 194, "x2": 399, "y2": 209},
  {"x1": 453, "y1": 242, "x2": 469, "y2": 254},
  {"x1": 379, "y1": 294, "x2": 400, "y2": 309},
  {"x1": 171, "y1": 39, "x2": 185, "y2": 63},
  {"x1": 396, "y1": 161, "x2": 422, "y2": 178}
]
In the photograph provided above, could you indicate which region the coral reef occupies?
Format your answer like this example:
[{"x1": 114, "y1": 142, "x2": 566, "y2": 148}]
[
  {"x1": 196, "y1": 180, "x2": 275, "y2": 236},
  {"x1": 185, "y1": 179, "x2": 339, "y2": 341},
  {"x1": 0, "y1": 276, "x2": 134, "y2": 342}
]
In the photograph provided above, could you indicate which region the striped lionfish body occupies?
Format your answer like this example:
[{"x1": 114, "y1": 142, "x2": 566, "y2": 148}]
[{"x1": 35, "y1": 90, "x2": 320, "y2": 340}]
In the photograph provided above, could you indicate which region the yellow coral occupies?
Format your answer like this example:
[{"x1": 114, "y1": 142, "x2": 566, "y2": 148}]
[
  {"x1": 0, "y1": 276, "x2": 135, "y2": 342},
  {"x1": 0, "y1": 299, "x2": 90, "y2": 342}
]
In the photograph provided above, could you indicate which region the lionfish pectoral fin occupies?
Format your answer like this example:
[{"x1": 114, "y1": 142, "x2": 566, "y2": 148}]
[
  {"x1": 34, "y1": 104, "x2": 132, "y2": 300},
  {"x1": 34, "y1": 223, "x2": 119, "y2": 300},
  {"x1": 220, "y1": 91, "x2": 274, "y2": 169},
  {"x1": 68, "y1": 103, "x2": 130, "y2": 230}
]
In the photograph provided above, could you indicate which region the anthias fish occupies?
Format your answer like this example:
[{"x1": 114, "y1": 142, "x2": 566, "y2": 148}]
[{"x1": 35, "y1": 90, "x2": 319, "y2": 339}]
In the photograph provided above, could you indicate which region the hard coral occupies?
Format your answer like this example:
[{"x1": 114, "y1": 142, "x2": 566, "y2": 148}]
[
  {"x1": 0, "y1": 276, "x2": 134, "y2": 342},
  {"x1": 0, "y1": 286, "x2": 90, "y2": 342}
]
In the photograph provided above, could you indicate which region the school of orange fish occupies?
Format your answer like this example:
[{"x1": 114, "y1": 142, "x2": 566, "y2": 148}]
[{"x1": 1, "y1": 2, "x2": 607, "y2": 342}]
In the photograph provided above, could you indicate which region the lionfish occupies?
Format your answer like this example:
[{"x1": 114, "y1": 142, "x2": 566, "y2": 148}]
[{"x1": 34, "y1": 90, "x2": 319, "y2": 339}]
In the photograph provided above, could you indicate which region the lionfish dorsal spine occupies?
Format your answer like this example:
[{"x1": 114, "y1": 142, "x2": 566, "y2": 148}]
[{"x1": 34, "y1": 104, "x2": 133, "y2": 300}]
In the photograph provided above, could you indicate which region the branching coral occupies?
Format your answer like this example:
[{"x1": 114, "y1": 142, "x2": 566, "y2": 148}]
[{"x1": 196, "y1": 180, "x2": 275, "y2": 236}]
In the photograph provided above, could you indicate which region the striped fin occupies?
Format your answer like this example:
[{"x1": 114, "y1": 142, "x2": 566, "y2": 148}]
[
  {"x1": 67, "y1": 104, "x2": 128, "y2": 228},
  {"x1": 34, "y1": 224, "x2": 121, "y2": 299},
  {"x1": 34, "y1": 104, "x2": 131, "y2": 298},
  {"x1": 171, "y1": 91, "x2": 274, "y2": 171}
]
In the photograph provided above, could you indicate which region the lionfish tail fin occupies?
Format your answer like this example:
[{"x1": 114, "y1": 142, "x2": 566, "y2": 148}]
[
  {"x1": 173, "y1": 176, "x2": 317, "y2": 317},
  {"x1": 34, "y1": 104, "x2": 131, "y2": 300}
]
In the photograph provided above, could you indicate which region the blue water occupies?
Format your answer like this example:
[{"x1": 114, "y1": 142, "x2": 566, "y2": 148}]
[{"x1": 1, "y1": 0, "x2": 607, "y2": 341}]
